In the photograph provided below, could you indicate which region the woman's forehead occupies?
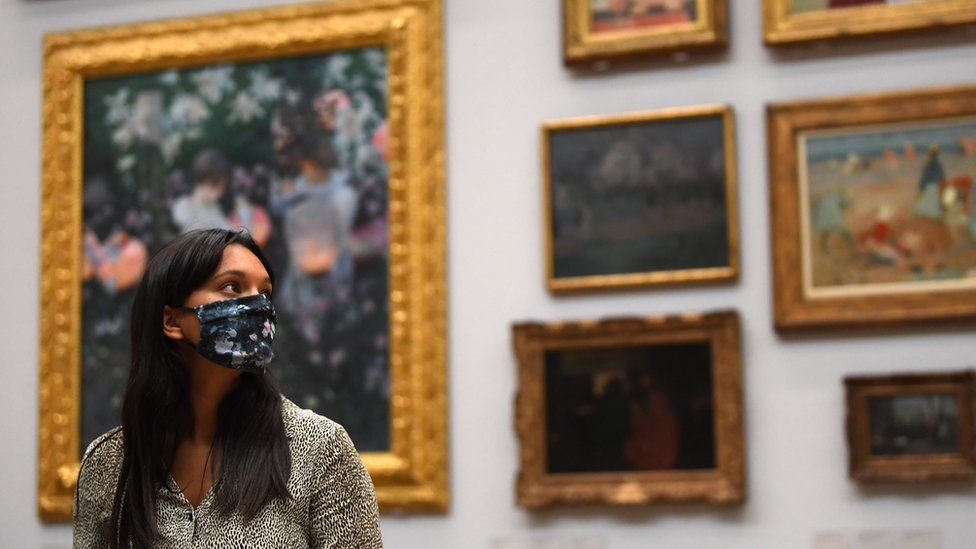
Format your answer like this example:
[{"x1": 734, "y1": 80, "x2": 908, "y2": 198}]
[{"x1": 212, "y1": 244, "x2": 270, "y2": 279}]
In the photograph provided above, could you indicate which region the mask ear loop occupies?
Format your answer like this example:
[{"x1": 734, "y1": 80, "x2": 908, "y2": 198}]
[{"x1": 173, "y1": 305, "x2": 201, "y2": 349}]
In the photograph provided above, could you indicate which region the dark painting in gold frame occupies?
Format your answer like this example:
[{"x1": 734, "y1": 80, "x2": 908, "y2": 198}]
[
  {"x1": 845, "y1": 371, "x2": 976, "y2": 482},
  {"x1": 512, "y1": 311, "x2": 745, "y2": 508},
  {"x1": 543, "y1": 105, "x2": 740, "y2": 294}
]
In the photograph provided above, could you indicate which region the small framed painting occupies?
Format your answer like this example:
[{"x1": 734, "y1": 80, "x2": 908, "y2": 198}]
[
  {"x1": 512, "y1": 311, "x2": 745, "y2": 508},
  {"x1": 563, "y1": 0, "x2": 728, "y2": 65},
  {"x1": 763, "y1": 0, "x2": 976, "y2": 45},
  {"x1": 768, "y1": 84, "x2": 976, "y2": 331},
  {"x1": 845, "y1": 371, "x2": 976, "y2": 482},
  {"x1": 543, "y1": 105, "x2": 739, "y2": 294}
]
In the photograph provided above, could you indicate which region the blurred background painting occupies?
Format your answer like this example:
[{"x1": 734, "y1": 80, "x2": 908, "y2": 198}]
[
  {"x1": 80, "y1": 48, "x2": 392, "y2": 453},
  {"x1": 867, "y1": 393, "x2": 959, "y2": 457},
  {"x1": 544, "y1": 343, "x2": 716, "y2": 474},
  {"x1": 589, "y1": 0, "x2": 698, "y2": 34},
  {"x1": 549, "y1": 114, "x2": 730, "y2": 281},
  {"x1": 791, "y1": 0, "x2": 931, "y2": 13},
  {"x1": 801, "y1": 118, "x2": 976, "y2": 296}
]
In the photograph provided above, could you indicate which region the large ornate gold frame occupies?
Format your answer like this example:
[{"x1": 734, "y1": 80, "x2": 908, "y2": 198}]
[
  {"x1": 39, "y1": 0, "x2": 446, "y2": 521},
  {"x1": 562, "y1": 0, "x2": 727, "y2": 65},
  {"x1": 763, "y1": 0, "x2": 976, "y2": 45},
  {"x1": 512, "y1": 311, "x2": 745, "y2": 508},
  {"x1": 542, "y1": 105, "x2": 740, "y2": 294}
]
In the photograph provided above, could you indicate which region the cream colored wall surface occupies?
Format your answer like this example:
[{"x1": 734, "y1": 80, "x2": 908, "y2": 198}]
[{"x1": 3, "y1": 0, "x2": 976, "y2": 547}]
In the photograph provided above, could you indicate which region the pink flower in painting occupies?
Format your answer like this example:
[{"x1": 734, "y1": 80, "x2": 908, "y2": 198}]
[
  {"x1": 372, "y1": 121, "x2": 389, "y2": 161},
  {"x1": 329, "y1": 348, "x2": 346, "y2": 367}
]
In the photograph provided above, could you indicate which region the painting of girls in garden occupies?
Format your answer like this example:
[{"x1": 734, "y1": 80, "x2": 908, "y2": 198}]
[
  {"x1": 801, "y1": 117, "x2": 976, "y2": 295},
  {"x1": 80, "y1": 48, "x2": 392, "y2": 453}
]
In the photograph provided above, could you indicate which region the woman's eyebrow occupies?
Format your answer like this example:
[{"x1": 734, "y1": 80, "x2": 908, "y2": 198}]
[{"x1": 212, "y1": 269, "x2": 272, "y2": 285}]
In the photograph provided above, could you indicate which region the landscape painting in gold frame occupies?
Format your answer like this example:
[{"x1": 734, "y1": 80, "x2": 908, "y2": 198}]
[
  {"x1": 543, "y1": 105, "x2": 739, "y2": 294},
  {"x1": 763, "y1": 0, "x2": 976, "y2": 45},
  {"x1": 845, "y1": 371, "x2": 976, "y2": 482},
  {"x1": 512, "y1": 311, "x2": 745, "y2": 508},
  {"x1": 768, "y1": 84, "x2": 976, "y2": 331},
  {"x1": 563, "y1": 0, "x2": 728, "y2": 65},
  {"x1": 38, "y1": 0, "x2": 446, "y2": 521}
]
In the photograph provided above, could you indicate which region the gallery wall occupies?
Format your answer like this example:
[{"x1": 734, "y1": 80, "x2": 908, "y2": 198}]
[{"x1": 2, "y1": 0, "x2": 975, "y2": 547}]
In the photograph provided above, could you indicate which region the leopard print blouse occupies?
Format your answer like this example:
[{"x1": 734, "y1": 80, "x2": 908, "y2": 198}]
[{"x1": 72, "y1": 394, "x2": 383, "y2": 548}]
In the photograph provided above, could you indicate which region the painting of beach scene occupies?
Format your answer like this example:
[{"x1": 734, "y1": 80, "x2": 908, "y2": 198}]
[{"x1": 800, "y1": 117, "x2": 976, "y2": 296}]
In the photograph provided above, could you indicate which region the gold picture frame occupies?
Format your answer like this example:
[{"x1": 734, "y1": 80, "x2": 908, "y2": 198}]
[
  {"x1": 543, "y1": 105, "x2": 740, "y2": 294},
  {"x1": 845, "y1": 371, "x2": 976, "y2": 482},
  {"x1": 763, "y1": 0, "x2": 976, "y2": 45},
  {"x1": 512, "y1": 311, "x2": 745, "y2": 508},
  {"x1": 562, "y1": 0, "x2": 728, "y2": 65},
  {"x1": 768, "y1": 84, "x2": 976, "y2": 332},
  {"x1": 39, "y1": 0, "x2": 446, "y2": 521}
]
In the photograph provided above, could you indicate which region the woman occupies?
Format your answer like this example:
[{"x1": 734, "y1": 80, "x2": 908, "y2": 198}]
[{"x1": 72, "y1": 228, "x2": 382, "y2": 548}]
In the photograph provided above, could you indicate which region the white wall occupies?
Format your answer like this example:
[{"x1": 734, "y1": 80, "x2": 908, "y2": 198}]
[{"x1": 2, "y1": 0, "x2": 975, "y2": 547}]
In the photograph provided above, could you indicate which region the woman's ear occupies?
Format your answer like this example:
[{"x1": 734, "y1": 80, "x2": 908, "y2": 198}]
[{"x1": 162, "y1": 305, "x2": 185, "y2": 341}]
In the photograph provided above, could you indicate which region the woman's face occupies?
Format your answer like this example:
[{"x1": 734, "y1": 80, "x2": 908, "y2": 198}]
[{"x1": 163, "y1": 243, "x2": 273, "y2": 348}]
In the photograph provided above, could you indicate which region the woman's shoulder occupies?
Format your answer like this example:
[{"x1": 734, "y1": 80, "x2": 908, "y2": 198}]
[
  {"x1": 76, "y1": 426, "x2": 124, "y2": 499},
  {"x1": 280, "y1": 394, "x2": 353, "y2": 452},
  {"x1": 82, "y1": 426, "x2": 124, "y2": 466}
]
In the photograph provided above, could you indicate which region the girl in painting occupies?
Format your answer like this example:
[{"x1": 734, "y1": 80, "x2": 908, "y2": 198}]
[
  {"x1": 623, "y1": 371, "x2": 679, "y2": 470},
  {"x1": 269, "y1": 100, "x2": 358, "y2": 345},
  {"x1": 73, "y1": 228, "x2": 381, "y2": 548},
  {"x1": 813, "y1": 185, "x2": 853, "y2": 252},
  {"x1": 914, "y1": 144, "x2": 947, "y2": 220},
  {"x1": 171, "y1": 148, "x2": 272, "y2": 246}
]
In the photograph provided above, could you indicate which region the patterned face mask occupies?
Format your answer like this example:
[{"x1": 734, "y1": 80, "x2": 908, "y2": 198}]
[{"x1": 177, "y1": 293, "x2": 277, "y2": 373}]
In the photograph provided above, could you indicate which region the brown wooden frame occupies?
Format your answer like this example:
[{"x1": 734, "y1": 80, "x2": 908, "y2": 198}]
[
  {"x1": 845, "y1": 371, "x2": 976, "y2": 482},
  {"x1": 543, "y1": 105, "x2": 740, "y2": 294},
  {"x1": 768, "y1": 84, "x2": 976, "y2": 332},
  {"x1": 562, "y1": 0, "x2": 727, "y2": 65},
  {"x1": 512, "y1": 311, "x2": 745, "y2": 508},
  {"x1": 763, "y1": 0, "x2": 976, "y2": 45}
]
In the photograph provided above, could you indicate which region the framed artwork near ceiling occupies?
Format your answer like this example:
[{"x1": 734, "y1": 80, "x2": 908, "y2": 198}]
[
  {"x1": 38, "y1": 0, "x2": 447, "y2": 520},
  {"x1": 845, "y1": 371, "x2": 976, "y2": 482},
  {"x1": 542, "y1": 105, "x2": 739, "y2": 294},
  {"x1": 562, "y1": 0, "x2": 728, "y2": 65},
  {"x1": 512, "y1": 311, "x2": 745, "y2": 508},
  {"x1": 768, "y1": 84, "x2": 976, "y2": 331},
  {"x1": 763, "y1": 0, "x2": 976, "y2": 45}
]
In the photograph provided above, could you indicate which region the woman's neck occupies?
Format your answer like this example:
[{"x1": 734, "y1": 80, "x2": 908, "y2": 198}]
[{"x1": 183, "y1": 355, "x2": 242, "y2": 444}]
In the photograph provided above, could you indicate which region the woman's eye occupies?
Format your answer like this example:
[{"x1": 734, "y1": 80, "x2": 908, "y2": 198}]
[{"x1": 222, "y1": 282, "x2": 240, "y2": 292}]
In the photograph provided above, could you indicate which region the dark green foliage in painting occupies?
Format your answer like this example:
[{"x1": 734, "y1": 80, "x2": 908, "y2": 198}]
[{"x1": 81, "y1": 48, "x2": 392, "y2": 453}]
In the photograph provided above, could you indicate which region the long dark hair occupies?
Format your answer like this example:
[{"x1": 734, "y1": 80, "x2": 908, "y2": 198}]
[{"x1": 108, "y1": 228, "x2": 292, "y2": 548}]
